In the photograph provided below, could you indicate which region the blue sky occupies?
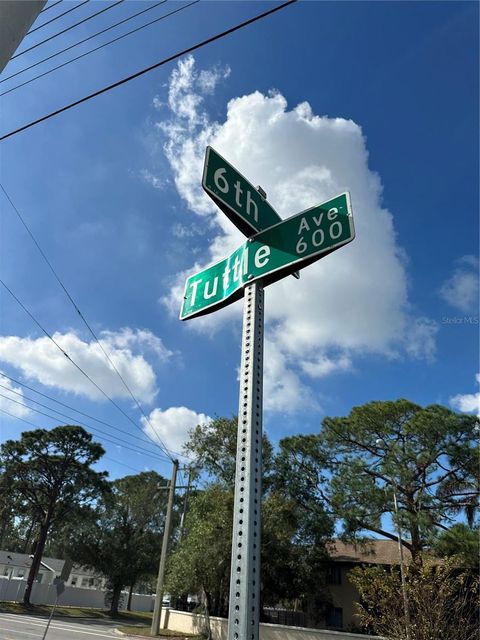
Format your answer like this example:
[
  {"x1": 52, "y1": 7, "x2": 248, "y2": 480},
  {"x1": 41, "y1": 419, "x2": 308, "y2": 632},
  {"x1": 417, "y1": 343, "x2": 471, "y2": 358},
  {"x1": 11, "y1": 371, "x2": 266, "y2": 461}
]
[{"x1": 0, "y1": 0, "x2": 478, "y2": 487}]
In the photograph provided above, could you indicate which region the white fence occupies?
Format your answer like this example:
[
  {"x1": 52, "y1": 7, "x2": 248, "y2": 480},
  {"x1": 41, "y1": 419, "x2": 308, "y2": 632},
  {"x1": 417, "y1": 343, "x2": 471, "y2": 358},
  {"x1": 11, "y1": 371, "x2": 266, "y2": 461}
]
[
  {"x1": 0, "y1": 577, "x2": 154, "y2": 612},
  {"x1": 160, "y1": 609, "x2": 384, "y2": 640}
]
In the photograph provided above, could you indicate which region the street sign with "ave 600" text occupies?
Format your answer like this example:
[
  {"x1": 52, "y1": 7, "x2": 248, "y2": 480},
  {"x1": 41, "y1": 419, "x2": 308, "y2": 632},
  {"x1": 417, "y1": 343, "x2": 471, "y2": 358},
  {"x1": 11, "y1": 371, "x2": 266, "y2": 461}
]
[{"x1": 180, "y1": 192, "x2": 354, "y2": 320}]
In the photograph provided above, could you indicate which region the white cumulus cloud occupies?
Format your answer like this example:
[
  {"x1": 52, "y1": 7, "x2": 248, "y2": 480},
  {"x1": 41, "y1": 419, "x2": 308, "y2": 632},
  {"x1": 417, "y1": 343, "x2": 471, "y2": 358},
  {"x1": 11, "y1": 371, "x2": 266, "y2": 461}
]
[
  {"x1": 263, "y1": 339, "x2": 318, "y2": 413},
  {"x1": 0, "y1": 373, "x2": 32, "y2": 419},
  {"x1": 405, "y1": 317, "x2": 439, "y2": 363},
  {"x1": 440, "y1": 255, "x2": 479, "y2": 313},
  {"x1": 151, "y1": 56, "x2": 436, "y2": 412},
  {"x1": 450, "y1": 373, "x2": 480, "y2": 416},
  {"x1": 141, "y1": 406, "x2": 211, "y2": 453},
  {"x1": 0, "y1": 328, "x2": 172, "y2": 404}
]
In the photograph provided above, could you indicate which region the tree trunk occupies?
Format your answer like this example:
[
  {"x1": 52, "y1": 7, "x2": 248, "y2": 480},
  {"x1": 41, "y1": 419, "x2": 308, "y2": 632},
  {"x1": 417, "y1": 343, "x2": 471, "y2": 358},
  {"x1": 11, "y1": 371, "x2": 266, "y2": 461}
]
[
  {"x1": 202, "y1": 586, "x2": 212, "y2": 640},
  {"x1": 23, "y1": 517, "x2": 50, "y2": 606},
  {"x1": 0, "y1": 512, "x2": 8, "y2": 548},
  {"x1": 212, "y1": 586, "x2": 221, "y2": 617},
  {"x1": 127, "y1": 583, "x2": 134, "y2": 611},
  {"x1": 23, "y1": 518, "x2": 36, "y2": 554},
  {"x1": 110, "y1": 584, "x2": 123, "y2": 615},
  {"x1": 407, "y1": 494, "x2": 422, "y2": 561}
]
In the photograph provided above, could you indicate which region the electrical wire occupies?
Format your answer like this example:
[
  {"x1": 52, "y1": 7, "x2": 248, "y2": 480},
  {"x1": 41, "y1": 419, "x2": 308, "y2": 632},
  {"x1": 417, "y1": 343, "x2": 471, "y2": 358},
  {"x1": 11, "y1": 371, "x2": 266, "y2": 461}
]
[
  {"x1": 1, "y1": 0, "x2": 168, "y2": 84},
  {"x1": 39, "y1": 1, "x2": 64, "y2": 15},
  {"x1": 1, "y1": 1, "x2": 197, "y2": 97},
  {"x1": 12, "y1": 0, "x2": 124, "y2": 60},
  {"x1": 26, "y1": 0, "x2": 90, "y2": 37},
  {"x1": 0, "y1": 407, "x2": 151, "y2": 474},
  {"x1": 0, "y1": 393, "x2": 168, "y2": 463},
  {"x1": 0, "y1": 184, "x2": 174, "y2": 458},
  {"x1": 0, "y1": 0, "x2": 298, "y2": 141},
  {"x1": 0, "y1": 278, "x2": 174, "y2": 460},
  {"x1": 0, "y1": 388, "x2": 165, "y2": 460},
  {"x1": 0, "y1": 381, "x2": 169, "y2": 460},
  {"x1": 0, "y1": 371, "x2": 162, "y2": 454},
  {"x1": 102, "y1": 456, "x2": 145, "y2": 474}
]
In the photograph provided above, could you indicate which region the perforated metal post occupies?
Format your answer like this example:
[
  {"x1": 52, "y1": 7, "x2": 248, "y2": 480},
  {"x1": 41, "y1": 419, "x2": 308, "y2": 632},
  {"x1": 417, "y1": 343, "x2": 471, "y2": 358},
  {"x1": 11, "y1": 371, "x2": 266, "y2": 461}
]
[{"x1": 227, "y1": 279, "x2": 264, "y2": 640}]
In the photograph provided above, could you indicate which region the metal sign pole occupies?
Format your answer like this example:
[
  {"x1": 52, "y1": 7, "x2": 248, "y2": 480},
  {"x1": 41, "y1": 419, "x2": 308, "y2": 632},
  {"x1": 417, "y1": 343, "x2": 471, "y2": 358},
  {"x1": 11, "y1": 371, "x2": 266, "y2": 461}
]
[
  {"x1": 41, "y1": 594, "x2": 59, "y2": 640},
  {"x1": 227, "y1": 278, "x2": 264, "y2": 640}
]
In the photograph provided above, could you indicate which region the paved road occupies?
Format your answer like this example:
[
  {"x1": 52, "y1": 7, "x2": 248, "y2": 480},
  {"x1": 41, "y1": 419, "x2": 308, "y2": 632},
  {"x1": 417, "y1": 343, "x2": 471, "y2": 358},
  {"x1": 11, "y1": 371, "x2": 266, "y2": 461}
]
[{"x1": 0, "y1": 612, "x2": 123, "y2": 640}]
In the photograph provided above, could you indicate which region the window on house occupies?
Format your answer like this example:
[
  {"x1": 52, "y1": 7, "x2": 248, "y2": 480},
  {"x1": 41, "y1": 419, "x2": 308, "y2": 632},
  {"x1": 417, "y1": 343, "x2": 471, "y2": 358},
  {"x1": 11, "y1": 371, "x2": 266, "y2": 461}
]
[
  {"x1": 326, "y1": 606, "x2": 343, "y2": 629},
  {"x1": 326, "y1": 566, "x2": 342, "y2": 585},
  {"x1": 81, "y1": 577, "x2": 90, "y2": 588},
  {"x1": 3, "y1": 568, "x2": 9, "y2": 577},
  {"x1": 16, "y1": 570, "x2": 24, "y2": 578},
  {"x1": 70, "y1": 577, "x2": 77, "y2": 586}
]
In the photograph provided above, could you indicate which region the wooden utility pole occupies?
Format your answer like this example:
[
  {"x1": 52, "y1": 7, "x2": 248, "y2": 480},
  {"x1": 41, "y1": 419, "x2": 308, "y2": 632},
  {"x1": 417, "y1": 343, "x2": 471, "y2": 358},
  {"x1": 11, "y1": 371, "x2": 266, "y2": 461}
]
[{"x1": 151, "y1": 459, "x2": 178, "y2": 636}]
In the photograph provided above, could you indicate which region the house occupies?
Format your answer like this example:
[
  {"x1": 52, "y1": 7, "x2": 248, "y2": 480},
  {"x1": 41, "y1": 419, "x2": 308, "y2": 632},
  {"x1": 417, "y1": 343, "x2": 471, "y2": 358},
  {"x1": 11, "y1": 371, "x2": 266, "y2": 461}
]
[
  {"x1": 0, "y1": 550, "x2": 105, "y2": 590},
  {"x1": 324, "y1": 538, "x2": 412, "y2": 631}
]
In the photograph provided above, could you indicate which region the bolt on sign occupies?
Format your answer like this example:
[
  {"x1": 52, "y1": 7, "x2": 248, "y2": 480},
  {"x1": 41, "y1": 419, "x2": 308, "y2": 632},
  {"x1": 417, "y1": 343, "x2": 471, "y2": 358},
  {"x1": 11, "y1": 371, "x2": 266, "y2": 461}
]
[
  {"x1": 179, "y1": 147, "x2": 355, "y2": 640},
  {"x1": 180, "y1": 192, "x2": 355, "y2": 320}
]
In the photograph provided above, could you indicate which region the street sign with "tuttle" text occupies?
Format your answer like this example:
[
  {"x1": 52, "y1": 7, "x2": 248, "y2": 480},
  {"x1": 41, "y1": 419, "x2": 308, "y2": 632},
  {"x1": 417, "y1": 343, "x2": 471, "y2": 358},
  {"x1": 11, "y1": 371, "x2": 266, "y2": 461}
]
[{"x1": 180, "y1": 192, "x2": 354, "y2": 320}]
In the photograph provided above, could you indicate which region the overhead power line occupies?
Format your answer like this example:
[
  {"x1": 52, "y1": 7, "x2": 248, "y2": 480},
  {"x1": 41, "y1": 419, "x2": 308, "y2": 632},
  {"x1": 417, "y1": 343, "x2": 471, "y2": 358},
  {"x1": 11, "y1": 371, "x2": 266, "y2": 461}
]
[
  {"x1": 0, "y1": 372, "x2": 163, "y2": 455},
  {"x1": 0, "y1": 393, "x2": 168, "y2": 463},
  {"x1": 0, "y1": 378, "x2": 169, "y2": 460},
  {"x1": 1, "y1": 0, "x2": 168, "y2": 84},
  {"x1": 12, "y1": 0, "x2": 124, "y2": 60},
  {"x1": 0, "y1": 0, "x2": 297, "y2": 141},
  {"x1": 26, "y1": 0, "x2": 90, "y2": 37},
  {"x1": 1, "y1": 1, "x2": 196, "y2": 99},
  {"x1": 0, "y1": 387, "x2": 168, "y2": 461},
  {"x1": 0, "y1": 184, "x2": 174, "y2": 459},
  {"x1": 39, "y1": 1, "x2": 64, "y2": 15},
  {"x1": 0, "y1": 278, "x2": 174, "y2": 460},
  {"x1": 0, "y1": 408, "x2": 147, "y2": 474}
]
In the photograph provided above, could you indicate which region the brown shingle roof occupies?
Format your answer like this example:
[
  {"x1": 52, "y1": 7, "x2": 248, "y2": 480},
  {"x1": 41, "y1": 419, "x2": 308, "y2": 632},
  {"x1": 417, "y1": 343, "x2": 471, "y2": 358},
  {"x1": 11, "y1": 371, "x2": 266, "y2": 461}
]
[{"x1": 327, "y1": 539, "x2": 413, "y2": 565}]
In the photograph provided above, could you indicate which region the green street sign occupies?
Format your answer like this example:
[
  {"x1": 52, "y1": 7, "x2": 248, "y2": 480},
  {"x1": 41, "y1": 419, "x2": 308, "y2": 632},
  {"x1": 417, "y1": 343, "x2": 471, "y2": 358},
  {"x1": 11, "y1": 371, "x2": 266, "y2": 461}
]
[
  {"x1": 180, "y1": 192, "x2": 354, "y2": 320},
  {"x1": 202, "y1": 146, "x2": 282, "y2": 235}
]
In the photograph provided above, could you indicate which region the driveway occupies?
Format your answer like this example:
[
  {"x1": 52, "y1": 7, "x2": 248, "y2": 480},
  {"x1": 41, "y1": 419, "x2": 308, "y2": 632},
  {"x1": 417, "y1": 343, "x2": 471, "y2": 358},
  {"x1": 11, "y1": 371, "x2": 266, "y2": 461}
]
[{"x1": 0, "y1": 612, "x2": 121, "y2": 640}]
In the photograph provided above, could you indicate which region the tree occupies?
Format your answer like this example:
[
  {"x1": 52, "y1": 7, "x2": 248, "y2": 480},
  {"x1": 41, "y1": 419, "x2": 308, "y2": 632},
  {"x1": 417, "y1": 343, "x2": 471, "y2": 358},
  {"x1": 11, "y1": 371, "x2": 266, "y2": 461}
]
[
  {"x1": 0, "y1": 425, "x2": 107, "y2": 605},
  {"x1": 0, "y1": 471, "x2": 21, "y2": 548},
  {"x1": 261, "y1": 491, "x2": 331, "y2": 621},
  {"x1": 431, "y1": 523, "x2": 479, "y2": 568},
  {"x1": 72, "y1": 471, "x2": 170, "y2": 614},
  {"x1": 276, "y1": 401, "x2": 479, "y2": 559},
  {"x1": 350, "y1": 558, "x2": 479, "y2": 640},
  {"x1": 173, "y1": 416, "x2": 333, "y2": 617},
  {"x1": 166, "y1": 485, "x2": 332, "y2": 620},
  {"x1": 185, "y1": 416, "x2": 274, "y2": 487},
  {"x1": 166, "y1": 485, "x2": 233, "y2": 617}
]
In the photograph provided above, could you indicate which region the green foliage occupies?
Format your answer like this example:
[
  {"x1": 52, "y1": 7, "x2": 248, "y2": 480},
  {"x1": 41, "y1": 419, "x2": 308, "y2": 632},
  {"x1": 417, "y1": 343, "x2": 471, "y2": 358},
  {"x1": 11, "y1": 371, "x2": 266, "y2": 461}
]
[
  {"x1": 166, "y1": 485, "x2": 233, "y2": 617},
  {"x1": 71, "y1": 471, "x2": 169, "y2": 613},
  {"x1": 173, "y1": 416, "x2": 333, "y2": 616},
  {"x1": 350, "y1": 558, "x2": 479, "y2": 640},
  {"x1": 276, "y1": 400, "x2": 479, "y2": 558},
  {"x1": 261, "y1": 491, "x2": 330, "y2": 619},
  {"x1": 0, "y1": 425, "x2": 108, "y2": 605},
  {"x1": 184, "y1": 416, "x2": 274, "y2": 487},
  {"x1": 431, "y1": 523, "x2": 480, "y2": 568},
  {"x1": 0, "y1": 425, "x2": 107, "y2": 529}
]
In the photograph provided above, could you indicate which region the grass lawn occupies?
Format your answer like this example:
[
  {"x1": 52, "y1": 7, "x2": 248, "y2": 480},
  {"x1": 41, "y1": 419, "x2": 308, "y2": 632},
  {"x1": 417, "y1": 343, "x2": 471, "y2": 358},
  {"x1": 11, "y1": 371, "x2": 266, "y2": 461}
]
[
  {"x1": 117, "y1": 626, "x2": 202, "y2": 638},
  {"x1": 0, "y1": 601, "x2": 153, "y2": 623}
]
